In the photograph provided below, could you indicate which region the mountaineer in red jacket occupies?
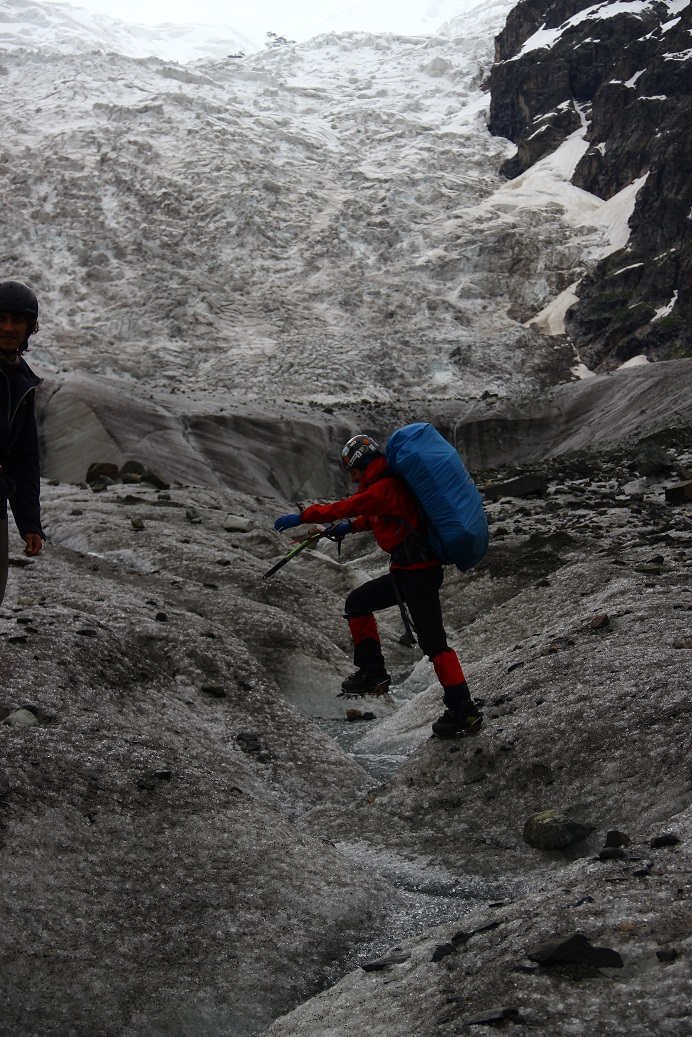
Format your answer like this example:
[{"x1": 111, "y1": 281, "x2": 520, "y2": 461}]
[{"x1": 274, "y1": 434, "x2": 483, "y2": 738}]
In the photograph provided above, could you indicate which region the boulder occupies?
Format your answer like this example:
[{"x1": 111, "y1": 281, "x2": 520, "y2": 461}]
[
  {"x1": 665, "y1": 481, "x2": 692, "y2": 505},
  {"x1": 633, "y1": 443, "x2": 676, "y2": 476},
  {"x1": 523, "y1": 810, "x2": 594, "y2": 850},
  {"x1": 86, "y1": 462, "x2": 119, "y2": 483},
  {"x1": 119, "y1": 460, "x2": 147, "y2": 478},
  {"x1": 142, "y1": 467, "x2": 170, "y2": 490},
  {"x1": 604, "y1": 830, "x2": 631, "y2": 848},
  {"x1": 2, "y1": 708, "x2": 39, "y2": 728},
  {"x1": 224, "y1": 514, "x2": 254, "y2": 533},
  {"x1": 483, "y1": 474, "x2": 548, "y2": 500},
  {"x1": 527, "y1": 932, "x2": 624, "y2": 969}
]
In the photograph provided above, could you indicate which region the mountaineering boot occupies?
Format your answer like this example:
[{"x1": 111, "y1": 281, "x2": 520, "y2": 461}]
[
  {"x1": 339, "y1": 666, "x2": 392, "y2": 697},
  {"x1": 431, "y1": 706, "x2": 483, "y2": 738}
]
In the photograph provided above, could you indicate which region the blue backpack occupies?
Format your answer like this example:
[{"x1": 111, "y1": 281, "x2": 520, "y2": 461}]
[{"x1": 385, "y1": 422, "x2": 488, "y2": 572}]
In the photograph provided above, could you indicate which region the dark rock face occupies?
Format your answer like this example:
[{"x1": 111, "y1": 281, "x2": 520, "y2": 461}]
[{"x1": 488, "y1": 0, "x2": 692, "y2": 369}]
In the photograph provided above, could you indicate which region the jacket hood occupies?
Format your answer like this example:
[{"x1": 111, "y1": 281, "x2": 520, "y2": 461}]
[{"x1": 358, "y1": 454, "x2": 388, "y2": 489}]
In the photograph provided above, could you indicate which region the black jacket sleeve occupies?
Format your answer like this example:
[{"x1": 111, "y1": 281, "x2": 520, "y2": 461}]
[{"x1": 5, "y1": 392, "x2": 43, "y2": 538}]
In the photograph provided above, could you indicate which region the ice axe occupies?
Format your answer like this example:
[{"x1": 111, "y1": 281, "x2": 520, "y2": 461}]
[{"x1": 262, "y1": 530, "x2": 325, "y2": 580}]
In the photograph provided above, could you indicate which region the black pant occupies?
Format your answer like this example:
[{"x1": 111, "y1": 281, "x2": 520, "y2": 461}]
[
  {"x1": 0, "y1": 517, "x2": 8, "y2": 607},
  {"x1": 345, "y1": 566, "x2": 450, "y2": 662}
]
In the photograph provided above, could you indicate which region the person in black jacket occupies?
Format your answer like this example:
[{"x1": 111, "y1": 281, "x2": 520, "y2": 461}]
[{"x1": 0, "y1": 281, "x2": 44, "y2": 605}]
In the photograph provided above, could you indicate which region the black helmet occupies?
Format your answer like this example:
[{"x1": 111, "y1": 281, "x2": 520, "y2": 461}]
[
  {"x1": 340, "y1": 434, "x2": 381, "y2": 472},
  {"x1": 0, "y1": 281, "x2": 39, "y2": 320}
]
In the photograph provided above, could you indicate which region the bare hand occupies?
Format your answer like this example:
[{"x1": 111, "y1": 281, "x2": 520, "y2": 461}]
[{"x1": 22, "y1": 533, "x2": 42, "y2": 557}]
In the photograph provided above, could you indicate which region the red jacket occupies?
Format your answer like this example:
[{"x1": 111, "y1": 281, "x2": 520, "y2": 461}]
[{"x1": 301, "y1": 456, "x2": 438, "y2": 569}]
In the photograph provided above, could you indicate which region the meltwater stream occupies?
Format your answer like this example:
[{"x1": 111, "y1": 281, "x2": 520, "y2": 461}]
[{"x1": 309, "y1": 692, "x2": 514, "y2": 981}]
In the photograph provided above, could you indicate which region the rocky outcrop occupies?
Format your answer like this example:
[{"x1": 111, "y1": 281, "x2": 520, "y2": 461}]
[{"x1": 488, "y1": 0, "x2": 692, "y2": 369}]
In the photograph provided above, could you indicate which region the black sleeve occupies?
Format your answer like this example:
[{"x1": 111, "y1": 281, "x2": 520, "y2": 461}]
[{"x1": 5, "y1": 394, "x2": 43, "y2": 538}]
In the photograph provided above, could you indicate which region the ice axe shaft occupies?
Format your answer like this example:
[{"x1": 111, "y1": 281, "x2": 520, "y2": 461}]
[
  {"x1": 263, "y1": 531, "x2": 324, "y2": 580},
  {"x1": 391, "y1": 571, "x2": 417, "y2": 647}
]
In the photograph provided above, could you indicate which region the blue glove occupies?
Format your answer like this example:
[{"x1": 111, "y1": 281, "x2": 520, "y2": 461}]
[
  {"x1": 325, "y1": 521, "x2": 353, "y2": 540},
  {"x1": 274, "y1": 513, "x2": 302, "y2": 532}
]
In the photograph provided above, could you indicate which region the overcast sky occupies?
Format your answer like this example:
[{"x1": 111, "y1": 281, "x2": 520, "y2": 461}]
[{"x1": 50, "y1": 0, "x2": 481, "y2": 43}]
